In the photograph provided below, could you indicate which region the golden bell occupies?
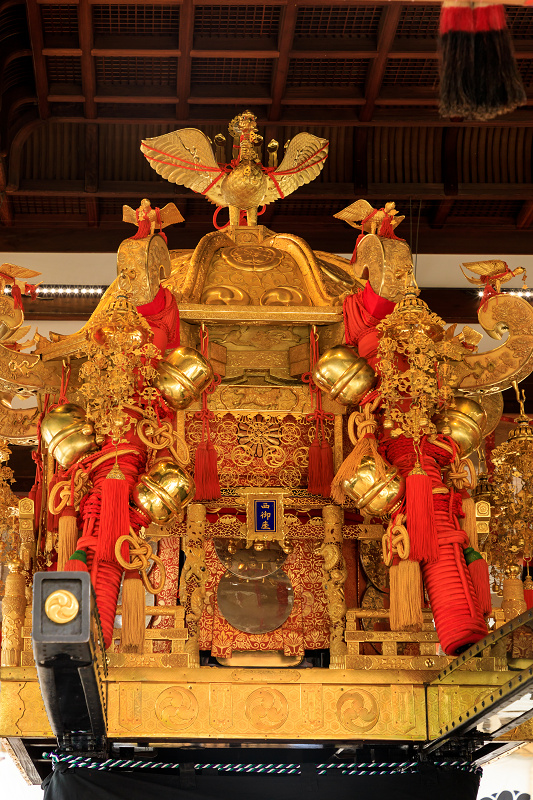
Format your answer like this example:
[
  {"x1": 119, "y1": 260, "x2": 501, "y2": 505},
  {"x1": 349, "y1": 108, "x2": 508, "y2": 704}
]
[
  {"x1": 433, "y1": 396, "x2": 487, "y2": 458},
  {"x1": 41, "y1": 403, "x2": 98, "y2": 468},
  {"x1": 153, "y1": 346, "x2": 214, "y2": 410},
  {"x1": 132, "y1": 458, "x2": 195, "y2": 524},
  {"x1": 312, "y1": 345, "x2": 376, "y2": 405},
  {"x1": 341, "y1": 456, "x2": 405, "y2": 516}
]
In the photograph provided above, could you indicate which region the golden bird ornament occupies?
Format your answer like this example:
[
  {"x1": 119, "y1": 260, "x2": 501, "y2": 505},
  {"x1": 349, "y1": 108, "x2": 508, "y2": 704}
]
[
  {"x1": 334, "y1": 200, "x2": 405, "y2": 233},
  {"x1": 461, "y1": 260, "x2": 527, "y2": 293},
  {"x1": 122, "y1": 200, "x2": 184, "y2": 238},
  {"x1": 140, "y1": 111, "x2": 329, "y2": 227}
]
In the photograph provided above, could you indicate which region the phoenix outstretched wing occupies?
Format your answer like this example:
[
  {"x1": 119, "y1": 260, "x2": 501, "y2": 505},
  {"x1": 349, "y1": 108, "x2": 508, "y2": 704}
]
[
  {"x1": 140, "y1": 129, "x2": 225, "y2": 205},
  {"x1": 263, "y1": 133, "x2": 329, "y2": 204},
  {"x1": 462, "y1": 259, "x2": 508, "y2": 277},
  {"x1": 122, "y1": 205, "x2": 137, "y2": 226},
  {"x1": 159, "y1": 203, "x2": 184, "y2": 228},
  {"x1": 333, "y1": 199, "x2": 375, "y2": 228}
]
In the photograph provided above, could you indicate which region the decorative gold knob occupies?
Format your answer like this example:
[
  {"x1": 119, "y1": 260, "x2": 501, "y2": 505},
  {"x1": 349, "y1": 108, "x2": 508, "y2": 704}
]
[{"x1": 44, "y1": 590, "x2": 79, "y2": 624}]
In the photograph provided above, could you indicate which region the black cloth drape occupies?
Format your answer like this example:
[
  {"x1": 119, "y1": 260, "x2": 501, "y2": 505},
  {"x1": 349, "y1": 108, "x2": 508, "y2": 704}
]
[{"x1": 43, "y1": 763, "x2": 480, "y2": 800}]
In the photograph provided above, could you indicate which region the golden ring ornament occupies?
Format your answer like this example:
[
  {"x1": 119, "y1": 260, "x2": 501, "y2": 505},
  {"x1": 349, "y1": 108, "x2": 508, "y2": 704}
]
[{"x1": 44, "y1": 590, "x2": 79, "y2": 624}]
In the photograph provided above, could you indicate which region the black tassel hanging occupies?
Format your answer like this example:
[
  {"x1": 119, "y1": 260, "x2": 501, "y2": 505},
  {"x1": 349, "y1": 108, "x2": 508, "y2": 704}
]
[
  {"x1": 472, "y1": 0, "x2": 526, "y2": 120},
  {"x1": 439, "y1": 0, "x2": 475, "y2": 118}
]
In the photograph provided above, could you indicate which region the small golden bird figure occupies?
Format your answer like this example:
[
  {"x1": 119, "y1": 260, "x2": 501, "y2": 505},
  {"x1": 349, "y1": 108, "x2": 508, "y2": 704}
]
[
  {"x1": 334, "y1": 199, "x2": 405, "y2": 233},
  {"x1": 140, "y1": 111, "x2": 329, "y2": 228},
  {"x1": 461, "y1": 259, "x2": 527, "y2": 294},
  {"x1": 122, "y1": 199, "x2": 184, "y2": 241},
  {"x1": 0, "y1": 262, "x2": 41, "y2": 343}
]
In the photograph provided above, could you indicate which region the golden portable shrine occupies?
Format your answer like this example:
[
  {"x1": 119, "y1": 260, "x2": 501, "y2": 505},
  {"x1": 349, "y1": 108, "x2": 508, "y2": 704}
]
[{"x1": 2, "y1": 111, "x2": 533, "y2": 782}]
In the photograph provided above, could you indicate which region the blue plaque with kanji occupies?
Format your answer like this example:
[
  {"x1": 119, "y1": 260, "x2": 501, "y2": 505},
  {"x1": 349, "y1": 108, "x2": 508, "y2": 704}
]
[{"x1": 254, "y1": 500, "x2": 276, "y2": 533}]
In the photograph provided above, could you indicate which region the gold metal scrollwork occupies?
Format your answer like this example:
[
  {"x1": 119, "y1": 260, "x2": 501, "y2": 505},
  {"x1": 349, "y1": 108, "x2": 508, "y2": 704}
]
[
  {"x1": 48, "y1": 469, "x2": 90, "y2": 515},
  {"x1": 382, "y1": 515, "x2": 410, "y2": 566},
  {"x1": 136, "y1": 417, "x2": 189, "y2": 467},
  {"x1": 115, "y1": 527, "x2": 166, "y2": 595}
]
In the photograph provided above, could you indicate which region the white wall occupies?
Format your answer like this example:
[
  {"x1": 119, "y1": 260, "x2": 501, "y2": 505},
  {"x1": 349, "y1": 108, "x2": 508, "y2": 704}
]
[{"x1": 1, "y1": 252, "x2": 531, "y2": 290}]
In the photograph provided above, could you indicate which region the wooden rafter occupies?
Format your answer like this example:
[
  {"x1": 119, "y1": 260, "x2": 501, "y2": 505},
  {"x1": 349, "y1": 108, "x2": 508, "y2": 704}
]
[
  {"x1": 177, "y1": 0, "x2": 194, "y2": 120},
  {"x1": 78, "y1": 0, "x2": 97, "y2": 118},
  {"x1": 25, "y1": 0, "x2": 49, "y2": 119},
  {"x1": 269, "y1": 0, "x2": 298, "y2": 121},
  {"x1": 517, "y1": 200, "x2": 533, "y2": 229},
  {"x1": 359, "y1": 3, "x2": 402, "y2": 123},
  {"x1": 431, "y1": 199, "x2": 455, "y2": 228},
  {"x1": 442, "y1": 128, "x2": 460, "y2": 196}
]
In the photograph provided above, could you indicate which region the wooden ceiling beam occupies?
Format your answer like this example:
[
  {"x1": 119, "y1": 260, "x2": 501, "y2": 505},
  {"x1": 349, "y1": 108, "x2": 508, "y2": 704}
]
[
  {"x1": 177, "y1": 0, "x2": 193, "y2": 120},
  {"x1": 517, "y1": 199, "x2": 533, "y2": 229},
  {"x1": 9, "y1": 180, "x2": 533, "y2": 202},
  {"x1": 84, "y1": 122, "x2": 98, "y2": 193},
  {"x1": 78, "y1": 0, "x2": 97, "y2": 118},
  {"x1": 443, "y1": 128, "x2": 460, "y2": 196},
  {"x1": 86, "y1": 195, "x2": 99, "y2": 227},
  {"x1": 25, "y1": 0, "x2": 50, "y2": 119},
  {"x1": 0, "y1": 156, "x2": 13, "y2": 226},
  {"x1": 353, "y1": 126, "x2": 369, "y2": 195},
  {"x1": 359, "y1": 3, "x2": 402, "y2": 123},
  {"x1": 269, "y1": 0, "x2": 298, "y2": 121},
  {"x1": 430, "y1": 199, "x2": 455, "y2": 228},
  {"x1": 94, "y1": 95, "x2": 179, "y2": 104},
  {"x1": 92, "y1": 48, "x2": 181, "y2": 57}
]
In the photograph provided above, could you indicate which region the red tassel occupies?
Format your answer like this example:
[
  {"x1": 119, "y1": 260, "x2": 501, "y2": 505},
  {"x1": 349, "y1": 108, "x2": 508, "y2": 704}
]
[
  {"x1": 307, "y1": 435, "x2": 322, "y2": 495},
  {"x1": 524, "y1": 583, "x2": 533, "y2": 610},
  {"x1": 464, "y1": 548, "x2": 492, "y2": 617},
  {"x1": 320, "y1": 438, "x2": 334, "y2": 498},
  {"x1": 406, "y1": 466, "x2": 439, "y2": 563},
  {"x1": 64, "y1": 549, "x2": 88, "y2": 572},
  {"x1": 194, "y1": 440, "x2": 220, "y2": 501},
  {"x1": 96, "y1": 462, "x2": 130, "y2": 563},
  {"x1": 378, "y1": 215, "x2": 401, "y2": 240}
]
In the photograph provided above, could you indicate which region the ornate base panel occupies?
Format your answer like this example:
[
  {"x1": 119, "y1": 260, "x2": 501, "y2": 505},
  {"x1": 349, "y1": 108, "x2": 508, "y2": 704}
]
[
  {"x1": 0, "y1": 667, "x2": 517, "y2": 743},
  {"x1": 107, "y1": 668, "x2": 428, "y2": 740}
]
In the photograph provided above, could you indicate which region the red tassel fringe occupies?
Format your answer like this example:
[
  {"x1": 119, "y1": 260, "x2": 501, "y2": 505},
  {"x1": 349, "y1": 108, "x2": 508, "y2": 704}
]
[
  {"x1": 194, "y1": 440, "x2": 220, "y2": 501},
  {"x1": 307, "y1": 436, "x2": 322, "y2": 495},
  {"x1": 467, "y1": 556, "x2": 492, "y2": 617},
  {"x1": 96, "y1": 472, "x2": 130, "y2": 563},
  {"x1": 406, "y1": 471, "x2": 439, "y2": 563}
]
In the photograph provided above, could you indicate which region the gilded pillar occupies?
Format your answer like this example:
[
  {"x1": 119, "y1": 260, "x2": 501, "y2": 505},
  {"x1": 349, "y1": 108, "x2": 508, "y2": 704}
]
[
  {"x1": 1, "y1": 558, "x2": 26, "y2": 667},
  {"x1": 319, "y1": 504, "x2": 347, "y2": 669},
  {"x1": 502, "y1": 573, "x2": 527, "y2": 622},
  {"x1": 179, "y1": 503, "x2": 209, "y2": 668},
  {"x1": 18, "y1": 498, "x2": 35, "y2": 604}
]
